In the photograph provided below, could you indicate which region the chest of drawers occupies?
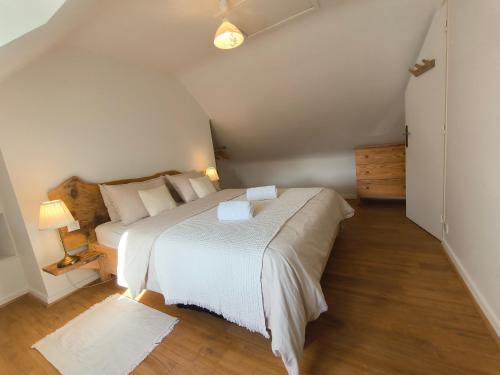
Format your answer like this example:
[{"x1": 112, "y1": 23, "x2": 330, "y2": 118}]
[{"x1": 355, "y1": 144, "x2": 406, "y2": 199}]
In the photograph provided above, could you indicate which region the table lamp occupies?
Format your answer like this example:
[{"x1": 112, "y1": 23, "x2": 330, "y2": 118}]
[
  {"x1": 205, "y1": 167, "x2": 220, "y2": 190},
  {"x1": 39, "y1": 199, "x2": 80, "y2": 268},
  {"x1": 205, "y1": 167, "x2": 219, "y2": 182}
]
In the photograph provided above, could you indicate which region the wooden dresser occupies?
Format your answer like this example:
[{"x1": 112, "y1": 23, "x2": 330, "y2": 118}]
[{"x1": 355, "y1": 144, "x2": 406, "y2": 199}]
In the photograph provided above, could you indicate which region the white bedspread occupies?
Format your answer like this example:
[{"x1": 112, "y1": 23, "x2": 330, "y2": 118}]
[
  {"x1": 154, "y1": 188, "x2": 322, "y2": 338},
  {"x1": 117, "y1": 189, "x2": 244, "y2": 297},
  {"x1": 116, "y1": 188, "x2": 354, "y2": 375}
]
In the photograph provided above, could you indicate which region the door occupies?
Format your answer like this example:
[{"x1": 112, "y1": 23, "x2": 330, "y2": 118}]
[{"x1": 405, "y1": 2, "x2": 447, "y2": 240}]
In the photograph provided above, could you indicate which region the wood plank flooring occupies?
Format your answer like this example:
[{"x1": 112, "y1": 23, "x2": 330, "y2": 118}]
[{"x1": 1, "y1": 200, "x2": 499, "y2": 374}]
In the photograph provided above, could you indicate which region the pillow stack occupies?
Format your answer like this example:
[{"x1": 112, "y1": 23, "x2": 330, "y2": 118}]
[
  {"x1": 100, "y1": 177, "x2": 169, "y2": 225},
  {"x1": 99, "y1": 171, "x2": 219, "y2": 225},
  {"x1": 189, "y1": 176, "x2": 217, "y2": 198},
  {"x1": 165, "y1": 171, "x2": 202, "y2": 203},
  {"x1": 138, "y1": 185, "x2": 177, "y2": 217}
]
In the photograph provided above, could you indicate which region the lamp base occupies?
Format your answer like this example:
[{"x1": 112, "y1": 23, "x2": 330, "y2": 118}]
[{"x1": 57, "y1": 254, "x2": 80, "y2": 268}]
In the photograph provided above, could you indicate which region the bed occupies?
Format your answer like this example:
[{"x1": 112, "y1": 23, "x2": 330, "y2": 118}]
[{"x1": 48, "y1": 172, "x2": 354, "y2": 375}]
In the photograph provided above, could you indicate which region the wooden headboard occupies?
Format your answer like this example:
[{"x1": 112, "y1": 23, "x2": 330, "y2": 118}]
[{"x1": 48, "y1": 170, "x2": 181, "y2": 251}]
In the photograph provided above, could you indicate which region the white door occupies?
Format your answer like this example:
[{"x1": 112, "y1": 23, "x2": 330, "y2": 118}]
[{"x1": 405, "y1": 3, "x2": 447, "y2": 240}]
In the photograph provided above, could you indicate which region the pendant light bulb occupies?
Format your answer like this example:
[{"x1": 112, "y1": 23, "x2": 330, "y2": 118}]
[
  {"x1": 214, "y1": 18, "x2": 245, "y2": 50},
  {"x1": 214, "y1": 0, "x2": 244, "y2": 50}
]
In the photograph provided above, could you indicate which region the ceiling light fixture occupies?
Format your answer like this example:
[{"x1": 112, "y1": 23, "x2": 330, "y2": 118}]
[{"x1": 214, "y1": 0, "x2": 244, "y2": 50}]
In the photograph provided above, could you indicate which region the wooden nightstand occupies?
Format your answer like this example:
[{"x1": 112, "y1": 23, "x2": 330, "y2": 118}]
[{"x1": 42, "y1": 250, "x2": 111, "y2": 281}]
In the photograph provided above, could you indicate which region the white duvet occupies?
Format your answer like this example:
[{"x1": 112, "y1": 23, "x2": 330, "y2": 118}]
[{"x1": 117, "y1": 188, "x2": 354, "y2": 375}]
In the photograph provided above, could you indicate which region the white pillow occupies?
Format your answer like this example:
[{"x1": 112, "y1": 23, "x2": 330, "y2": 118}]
[
  {"x1": 138, "y1": 185, "x2": 177, "y2": 217},
  {"x1": 189, "y1": 176, "x2": 217, "y2": 198},
  {"x1": 99, "y1": 184, "x2": 120, "y2": 222},
  {"x1": 104, "y1": 177, "x2": 165, "y2": 225},
  {"x1": 166, "y1": 172, "x2": 202, "y2": 203},
  {"x1": 163, "y1": 175, "x2": 183, "y2": 202}
]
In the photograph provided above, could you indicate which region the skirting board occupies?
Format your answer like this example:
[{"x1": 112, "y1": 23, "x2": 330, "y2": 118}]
[
  {"x1": 28, "y1": 273, "x2": 101, "y2": 305},
  {"x1": 29, "y1": 287, "x2": 50, "y2": 304},
  {"x1": 0, "y1": 288, "x2": 28, "y2": 307},
  {"x1": 45, "y1": 273, "x2": 100, "y2": 305},
  {"x1": 442, "y1": 240, "x2": 500, "y2": 348}
]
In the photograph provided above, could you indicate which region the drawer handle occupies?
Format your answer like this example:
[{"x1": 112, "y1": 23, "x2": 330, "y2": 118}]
[{"x1": 365, "y1": 186, "x2": 370, "y2": 190}]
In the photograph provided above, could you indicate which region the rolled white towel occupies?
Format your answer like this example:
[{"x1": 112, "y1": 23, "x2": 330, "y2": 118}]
[
  {"x1": 217, "y1": 201, "x2": 254, "y2": 221},
  {"x1": 246, "y1": 185, "x2": 278, "y2": 201}
]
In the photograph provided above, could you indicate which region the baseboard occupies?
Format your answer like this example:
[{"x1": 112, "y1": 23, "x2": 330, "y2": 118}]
[
  {"x1": 0, "y1": 288, "x2": 28, "y2": 308},
  {"x1": 29, "y1": 287, "x2": 49, "y2": 304},
  {"x1": 45, "y1": 273, "x2": 100, "y2": 305},
  {"x1": 442, "y1": 239, "x2": 500, "y2": 348}
]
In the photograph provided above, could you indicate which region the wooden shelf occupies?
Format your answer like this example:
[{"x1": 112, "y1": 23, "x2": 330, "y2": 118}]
[{"x1": 42, "y1": 250, "x2": 108, "y2": 280}]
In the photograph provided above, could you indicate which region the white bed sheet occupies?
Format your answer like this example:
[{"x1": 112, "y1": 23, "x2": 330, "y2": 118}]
[
  {"x1": 95, "y1": 221, "x2": 164, "y2": 293},
  {"x1": 95, "y1": 221, "x2": 127, "y2": 249}
]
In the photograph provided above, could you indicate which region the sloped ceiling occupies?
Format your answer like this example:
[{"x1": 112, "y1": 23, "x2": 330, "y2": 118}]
[
  {"x1": 179, "y1": 0, "x2": 442, "y2": 160},
  {"x1": 1, "y1": 0, "x2": 441, "y2": 162},
  {"x1": 64, "y1": 0, "x2": 320, "y2": 75}
]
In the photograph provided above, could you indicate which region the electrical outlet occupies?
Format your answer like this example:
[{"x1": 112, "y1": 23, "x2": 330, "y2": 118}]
[
  {"x1": 67, "y1": 220, "x2": 80, "y2": 232},
  {"x1": 444, "y1": 223, "x2": 449, "y2": 235}
]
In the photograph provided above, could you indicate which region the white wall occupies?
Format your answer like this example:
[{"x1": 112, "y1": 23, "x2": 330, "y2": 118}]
[
  {"x1": 0, "y1": 47, "x2": 215, "y2": 303},
  {"x1": 219, "y1": 151, "x2": 357, "y2": 198},
  {"x1": 0, "y1": 256, "x2": 28, "y2": 306},
  {"x1": 0, "y1": 150, "x2": 45, "y2": 301},
  {"x1": 0, "y1": 190, "x2": 29, "y2": 306},
  {"x1": 444, "y1": 0, "x2": 500, "y2": 336}
]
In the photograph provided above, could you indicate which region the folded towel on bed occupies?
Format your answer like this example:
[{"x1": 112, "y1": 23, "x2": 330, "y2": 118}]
[
  {"x1": 246, "y1": 186, "x2": 278, "y2": 201},
  {"x1": 217, "y1": 201, "x2": 254, "y2": 221}
]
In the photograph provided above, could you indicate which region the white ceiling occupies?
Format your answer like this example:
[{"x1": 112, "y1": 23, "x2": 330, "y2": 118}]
[
  {"x1": 0, "y1": 0, "x2": 442, "y2": 162},
  {"x1": 180, "y1": 0, "x2": 442, "y2": 160},
  {"x1": 65, "y1": 0, "x2": 325, "y2": 75},
  {"x1": 218, "y1": 0, "x2": 318, "y2": 37}
]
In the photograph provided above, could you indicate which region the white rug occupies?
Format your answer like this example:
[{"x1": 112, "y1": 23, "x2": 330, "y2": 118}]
[{"x1": 32, "y1": 294, "x2": 178, "y2": 375}]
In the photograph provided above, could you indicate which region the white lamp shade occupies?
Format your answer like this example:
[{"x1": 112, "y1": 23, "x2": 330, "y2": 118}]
[
  {"x1": 214, "y1": 19, "x2": 244, "y2": 50},
  {"x1": 205, "y1": 167, "x2": 220, "y2": 182},
  {"x1": 39, "y1": 200, "x2": 75, "y2": 230}
]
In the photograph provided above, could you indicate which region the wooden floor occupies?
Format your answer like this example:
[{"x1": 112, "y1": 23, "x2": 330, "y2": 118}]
[{"x1": 1, "y1": 200, "x2": 500, "y2": 374}]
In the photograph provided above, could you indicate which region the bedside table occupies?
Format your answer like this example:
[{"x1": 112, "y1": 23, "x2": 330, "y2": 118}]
[{"x1": 42, "y1": 250, "x2": 111, "y2": 282}]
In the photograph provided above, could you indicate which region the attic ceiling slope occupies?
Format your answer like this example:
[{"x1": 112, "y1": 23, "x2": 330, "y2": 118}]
[
  {"x1": 65, "y1": 0, "x2": 325, "y2": 75},
  {"x1": 180, "y1": 0, "x2": 442, "y2": 161}
]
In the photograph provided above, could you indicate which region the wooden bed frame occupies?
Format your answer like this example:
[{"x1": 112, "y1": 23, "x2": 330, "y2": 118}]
[{"x1": 48, "y1": 170, "x2": 181, "y2": 275}]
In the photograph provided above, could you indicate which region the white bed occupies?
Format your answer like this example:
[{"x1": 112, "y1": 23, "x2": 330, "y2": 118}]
[{"x1": 95, "y1": 188, "x2": 353, "y2": 375}]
